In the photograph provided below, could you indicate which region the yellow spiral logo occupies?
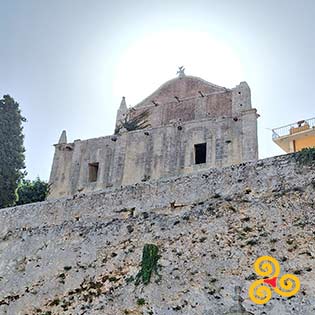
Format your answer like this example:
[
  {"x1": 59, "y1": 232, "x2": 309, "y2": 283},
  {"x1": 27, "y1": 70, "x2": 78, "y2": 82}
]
[
  {"x1": 274, "y1": 274, "x2": 300, "y2": 297},
  {"x1": 248, "y1": 256, "x2": 300, "y2": 304},
  {"x1": 254, "y1": 255, "x2": 280, "y2": 278},
  {"x1": 249, "y1": 279, "x2": 273, "y2": 305}
]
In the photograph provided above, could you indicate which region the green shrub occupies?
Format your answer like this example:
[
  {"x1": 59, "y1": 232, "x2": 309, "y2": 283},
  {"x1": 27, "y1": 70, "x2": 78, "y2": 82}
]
[
  {"x1": 136, "y1": 298, "x2": 146, "y2": 305},
  {"x1": 16, "y1": 177, "x2": 50, "y2": 205},
  {"x1": 135, "y1": 244, "x2": 161, "y2": 285},
  {"x1": 295, "y1": 147, "x2": 315, "y2": 165}
]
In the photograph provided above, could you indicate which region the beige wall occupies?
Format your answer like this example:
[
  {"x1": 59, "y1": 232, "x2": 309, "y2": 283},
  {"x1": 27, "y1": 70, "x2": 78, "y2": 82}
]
[
  {"x1": 2, "y1": 154, "x2": 315, "y2": 315},
  {"x1": 49, "y1": 115, "x2": 257, "y2": 198},
  {"x1": 49, "y1": 77, "x2": 258, "y2": 199}
]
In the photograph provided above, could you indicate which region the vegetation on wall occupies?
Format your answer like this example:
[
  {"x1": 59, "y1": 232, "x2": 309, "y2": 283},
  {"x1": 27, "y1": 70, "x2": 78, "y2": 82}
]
[
  {"x1": 295, "y1": 147, "x2": 315, "y2": 165},
  {"x1": 0, "y1": 95, "x2": 26, "y2": 208},
  {"x1": 115, "y1": 109, "x2": 151, "y2": 134},
  {"x1": 16, "y1": 178, "x2": 50, "y2": 206},
  {"x1": 135, "y1": 244, "x2": 161, "y2": 285}
]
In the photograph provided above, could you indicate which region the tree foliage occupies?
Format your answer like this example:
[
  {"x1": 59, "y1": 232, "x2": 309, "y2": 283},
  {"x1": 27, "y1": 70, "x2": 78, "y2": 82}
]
[
  {"x1": 0, "y1": 95, "x2": 26, "y2": 208},
  {"x1": 16, "y1": 178, "x2": 49, "y2": 206},
  {"x1": 295, "y1": 147, "x2": 315, "y2": 165}
]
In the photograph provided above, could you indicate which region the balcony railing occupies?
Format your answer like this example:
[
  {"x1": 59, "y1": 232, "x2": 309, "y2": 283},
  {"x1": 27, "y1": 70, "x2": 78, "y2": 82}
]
[{"x1": 272, "y1": 117, "x2": 315, "y2": 139}]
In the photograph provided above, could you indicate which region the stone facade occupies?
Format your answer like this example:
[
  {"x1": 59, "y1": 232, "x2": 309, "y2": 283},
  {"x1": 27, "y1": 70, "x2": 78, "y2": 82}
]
[
  {"x1": 1, "y1": 153, "x2": 315, "y2": 315},
  {"x1": 48, "y1": 75, "x2": 258, "y2": 199}
]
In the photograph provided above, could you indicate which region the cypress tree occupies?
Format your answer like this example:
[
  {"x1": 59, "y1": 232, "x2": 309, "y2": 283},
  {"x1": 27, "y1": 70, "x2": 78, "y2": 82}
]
[{"x1": 0, "y1": 95, "x2": 26, "y2": 208}]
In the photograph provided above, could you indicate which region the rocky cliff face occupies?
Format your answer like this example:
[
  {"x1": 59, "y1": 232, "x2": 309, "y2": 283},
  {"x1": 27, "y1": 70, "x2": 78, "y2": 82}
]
[{"x1": 0, "y1": 153, "x2": 315, "y2": 315}]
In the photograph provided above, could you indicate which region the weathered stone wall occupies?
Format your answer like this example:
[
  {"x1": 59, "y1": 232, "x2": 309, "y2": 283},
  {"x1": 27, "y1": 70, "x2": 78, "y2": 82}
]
[
  {"x1": 130, "y1": 90, "x2": 234, "y2": 128},
  {"x1": 49, "y1": 76, "x2": 258, "y2": 199},
  {"x1": 1, "y1": 153, "x2": 315, "y2": 315},
  {"x1": 49, "y1": 111, "x2": 256, "y2": 199}
]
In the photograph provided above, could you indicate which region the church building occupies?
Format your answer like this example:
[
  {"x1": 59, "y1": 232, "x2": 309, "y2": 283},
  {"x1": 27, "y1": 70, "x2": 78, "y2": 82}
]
[{"x1": 48, "y1": 69, "x2": 259, "y2": 199}]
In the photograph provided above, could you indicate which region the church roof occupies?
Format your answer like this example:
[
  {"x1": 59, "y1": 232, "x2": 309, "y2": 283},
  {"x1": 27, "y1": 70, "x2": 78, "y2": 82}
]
[{"x1": 134, "y1": 75, "x2": 230, "y2": 108}]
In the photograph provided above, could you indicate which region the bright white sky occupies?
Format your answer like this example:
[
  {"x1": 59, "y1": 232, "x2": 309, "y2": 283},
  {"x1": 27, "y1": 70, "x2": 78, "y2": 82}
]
[{"x1": 1, "y1": 0, "x2": 314, "y2": 180}]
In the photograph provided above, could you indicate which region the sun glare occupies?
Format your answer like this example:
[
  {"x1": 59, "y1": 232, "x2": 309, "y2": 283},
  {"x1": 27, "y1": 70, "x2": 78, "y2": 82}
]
[{"x1": 112, "y1": 30, "x2": 244, "y2": 106}]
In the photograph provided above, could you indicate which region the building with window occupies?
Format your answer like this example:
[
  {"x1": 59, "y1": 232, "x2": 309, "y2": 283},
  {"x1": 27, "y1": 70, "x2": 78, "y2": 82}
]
[
  {"x1": 272, "y1": 117, "x2": 315, "y2": 153},
  {"x1": 48, "y1": 71, "x2": 259, "y2": 199}
]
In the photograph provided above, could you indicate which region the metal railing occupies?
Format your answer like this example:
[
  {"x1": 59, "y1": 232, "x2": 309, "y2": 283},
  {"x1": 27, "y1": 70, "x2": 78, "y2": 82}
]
[{"x1": 272, "y1": 117, "x2": 315, "y2": 139}]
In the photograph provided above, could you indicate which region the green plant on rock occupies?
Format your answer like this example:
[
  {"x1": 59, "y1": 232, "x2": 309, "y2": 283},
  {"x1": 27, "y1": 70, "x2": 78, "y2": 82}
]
[
  {"x1": 135, "y1": 244, "x2": 161, "y2": 285},
  {"x1": 295, "y1": 147, "x2": 315, "y2": 165},
  {"x1": 136, "y1": 298, "x2": 146, "y2": 305}
]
